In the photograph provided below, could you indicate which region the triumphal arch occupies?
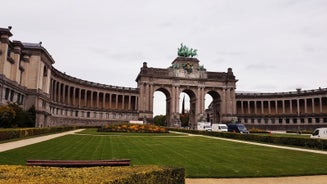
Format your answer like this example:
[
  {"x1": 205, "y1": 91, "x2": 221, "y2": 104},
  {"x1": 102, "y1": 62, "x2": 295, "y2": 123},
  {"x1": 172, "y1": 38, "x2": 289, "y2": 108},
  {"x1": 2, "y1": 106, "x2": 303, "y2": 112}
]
[{"x1": 136, "y1": 45, "x2": 238, "y2": 128}]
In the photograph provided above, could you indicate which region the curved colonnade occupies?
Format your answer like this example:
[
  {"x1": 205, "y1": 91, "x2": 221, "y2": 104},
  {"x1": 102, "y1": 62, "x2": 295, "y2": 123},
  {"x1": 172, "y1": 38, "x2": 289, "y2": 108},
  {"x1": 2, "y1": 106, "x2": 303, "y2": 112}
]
[
  {"x1": 236, "y1": 89, "x2": 327, "y2": 130},
  {"x1": 48, "y1": 68, "x2": 139, "y2": 127}
]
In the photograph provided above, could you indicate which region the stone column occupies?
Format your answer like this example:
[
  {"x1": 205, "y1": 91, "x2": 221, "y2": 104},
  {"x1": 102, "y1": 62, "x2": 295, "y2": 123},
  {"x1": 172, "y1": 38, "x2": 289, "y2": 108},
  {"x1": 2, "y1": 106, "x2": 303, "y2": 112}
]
[
  {"x1": 62, "y1": 85, "x2": 66, "y2": 104},
  {"x1": 320, "y1": 97, "x2": 323, "y2": 113},
  {"x1": 54, "y1": 81, "x2": 58, "y2": 102},
  {"x1": 304, "y1": 98, "x2": 307, "y2": 113},
  {"x1": 254, "y1": 100, "x2": 257, "y2": 114},
  {"x1": 58, "y1": 82, "x2": 62, "y2": 103},
  {"x1": 115, "y1": 94, "x2": 118, "y2": 109},
  {"x1": 102, "y1": 93, "x2": 106, "y2": 109},
  {"x1": 122, "y1": 94, "x2": 125, "y2": 110},
  {"x1": 67, "y1": 86, "x2": 71, "y2": 105},
  {"x1": 268, "y1": 101, "x2": 271, "y2": 114},
  {"x1": 109, "y1": 93, "x2": 112, "y2": 109},
  {"x1": 90, "y1": 91, "x2": 93, "y2": 108},
  {"x1": 297, "y1": 99, "x2": 300, "y2": 116},
  {"x1": 312, "y1": 98, "x2": 315, "y2": 113},
  {"x1": 128, "y1": 95, "x2": 131, "y2": 110},
  {"x1": 150, "y1": 84, "x2": 154, "y2": 112},
  {"x1": 96, "y1": 91, "x2": 99, "y2": 108},
  {"x1": 72, "y1": 87, "x2": 76, "y2": 106}
]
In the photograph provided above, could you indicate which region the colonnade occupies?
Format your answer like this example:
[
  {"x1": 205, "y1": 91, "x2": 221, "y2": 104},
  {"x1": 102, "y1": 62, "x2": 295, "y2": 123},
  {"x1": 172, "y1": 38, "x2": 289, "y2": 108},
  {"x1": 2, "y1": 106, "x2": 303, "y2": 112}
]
[
  {"x1": 47, "y1": 69, "x2": 140, "y2": 126},
  {"x1": 50, "y1": 79, "x2": 138, "y2": 111},
  {"x1": 236, "y1": 89, "x2": 327, "y2": 125}
]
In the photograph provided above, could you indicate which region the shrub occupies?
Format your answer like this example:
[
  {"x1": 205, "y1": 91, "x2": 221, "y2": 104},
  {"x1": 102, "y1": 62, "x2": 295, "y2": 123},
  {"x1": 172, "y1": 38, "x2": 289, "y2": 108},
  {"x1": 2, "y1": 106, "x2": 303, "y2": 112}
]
[
  {"x1": 249, "y1": 128, "x2": 270, "y2": 133},
  {"x1": 0, "y1": 165, "x2": 185, "y2": 184},
  {"x1": 0, "y1": 127, "x2": 76, "y2": 141}
]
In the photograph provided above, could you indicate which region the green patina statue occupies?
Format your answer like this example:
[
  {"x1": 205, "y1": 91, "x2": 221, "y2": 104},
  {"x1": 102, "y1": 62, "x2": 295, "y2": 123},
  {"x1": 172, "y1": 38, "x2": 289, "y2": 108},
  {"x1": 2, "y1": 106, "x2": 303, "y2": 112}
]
[{"x1": 177, "y1": 43, "x2": 197, "y2": 57}]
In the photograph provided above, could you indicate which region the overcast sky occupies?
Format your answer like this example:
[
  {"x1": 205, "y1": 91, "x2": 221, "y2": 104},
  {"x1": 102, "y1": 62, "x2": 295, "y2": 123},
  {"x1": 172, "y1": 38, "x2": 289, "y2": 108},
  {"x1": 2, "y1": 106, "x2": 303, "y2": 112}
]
[{"x1": 3, "y1": 0, "x2": 327, "y2": 114}]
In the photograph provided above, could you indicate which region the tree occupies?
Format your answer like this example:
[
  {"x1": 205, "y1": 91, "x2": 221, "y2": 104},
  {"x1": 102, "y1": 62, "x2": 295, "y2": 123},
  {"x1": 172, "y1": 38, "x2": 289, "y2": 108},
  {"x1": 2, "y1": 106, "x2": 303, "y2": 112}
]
[
  {"x1": 0, "y1": 104, "x2": 35, "y2": 128},
  {"x1": 0, "y1": 105, "x2": 16, "y2": 128},
  {"x1": 180, "y1": 113, "x2": 189, "y2": 127},
  {"x1": 153, "y1": 115, "x2": 166, "y2": 126}
]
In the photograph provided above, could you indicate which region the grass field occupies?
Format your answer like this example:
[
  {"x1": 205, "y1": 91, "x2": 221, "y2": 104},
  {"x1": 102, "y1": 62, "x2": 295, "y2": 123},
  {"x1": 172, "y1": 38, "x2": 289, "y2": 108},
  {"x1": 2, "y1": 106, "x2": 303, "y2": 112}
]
[{"x1": 0, "y1": 129, "x2": 327, "y2": 178}]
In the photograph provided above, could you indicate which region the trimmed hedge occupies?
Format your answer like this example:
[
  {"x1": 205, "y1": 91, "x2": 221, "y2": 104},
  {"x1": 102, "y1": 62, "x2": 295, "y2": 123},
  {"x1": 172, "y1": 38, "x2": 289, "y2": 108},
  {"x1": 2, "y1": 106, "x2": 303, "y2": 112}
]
[
  {"x1": 0, "y1": 127, "x2": 76, "y2": 142},
  {"x1": 0, "y1": 165, "x2": 185, "y2": 184},
  {"x1": 170, "y1": 128, "x2": 327, "y2": 150}
]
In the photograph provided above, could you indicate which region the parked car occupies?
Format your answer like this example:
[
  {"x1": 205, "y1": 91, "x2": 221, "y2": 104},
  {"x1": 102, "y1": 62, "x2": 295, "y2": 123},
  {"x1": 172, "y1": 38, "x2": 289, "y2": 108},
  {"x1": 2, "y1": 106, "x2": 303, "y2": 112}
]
[
  {"x1": 310, "y1": 128, "x2": 327, "y2": 139},
  {"x1": 227, "y1": 123, "x2": 249, "y2": 134},
  {"x1": 212, "y1": 124, "x2": 228, "y2": 132}
]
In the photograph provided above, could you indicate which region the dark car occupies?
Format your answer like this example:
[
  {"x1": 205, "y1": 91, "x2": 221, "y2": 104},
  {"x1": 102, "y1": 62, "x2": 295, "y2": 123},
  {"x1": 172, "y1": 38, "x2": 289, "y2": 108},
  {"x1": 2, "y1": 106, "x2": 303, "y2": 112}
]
[{"x1": 227, "y1": 123, "x2": 249, "y2": 134}]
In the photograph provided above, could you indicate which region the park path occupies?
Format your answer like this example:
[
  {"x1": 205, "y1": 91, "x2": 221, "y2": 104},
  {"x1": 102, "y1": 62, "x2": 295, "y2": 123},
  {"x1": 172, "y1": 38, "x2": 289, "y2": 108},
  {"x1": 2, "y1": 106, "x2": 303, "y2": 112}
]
[
  {"x1": 186, "y1": 175, "x2": 327, "y2": 184},
  {"x1": 0, "y1": 129, "x2": 84, "y2": 152}
]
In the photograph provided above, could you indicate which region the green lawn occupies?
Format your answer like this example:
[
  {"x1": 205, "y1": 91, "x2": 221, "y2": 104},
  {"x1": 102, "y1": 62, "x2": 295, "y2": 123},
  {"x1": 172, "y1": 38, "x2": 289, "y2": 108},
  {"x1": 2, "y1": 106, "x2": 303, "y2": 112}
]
[{"x1": 0, "y1": 129, "x2": 327, "y2": 178}]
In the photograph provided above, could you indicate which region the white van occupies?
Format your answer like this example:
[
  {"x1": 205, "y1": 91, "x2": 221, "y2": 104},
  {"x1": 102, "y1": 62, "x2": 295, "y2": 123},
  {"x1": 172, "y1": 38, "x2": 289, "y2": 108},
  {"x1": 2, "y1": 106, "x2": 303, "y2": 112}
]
[
  {"x1": 212, "y1": 124, "x2": 228, "y2": 132},
  {"x1": 310, "y1": 128, "x2": 327, "y2": 139},
  {"x1": 197, "y1": 122, "x2": 212, "y2": 131}
]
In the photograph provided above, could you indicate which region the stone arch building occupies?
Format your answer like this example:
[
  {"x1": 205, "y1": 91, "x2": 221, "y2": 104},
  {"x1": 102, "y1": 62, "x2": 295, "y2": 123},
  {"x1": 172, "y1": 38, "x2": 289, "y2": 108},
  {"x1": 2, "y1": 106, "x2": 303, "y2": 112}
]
[
  {"x1": 136, "y1": 57, "x2": 237, "y2": 128},
  {"x1": 1, "y1": 27, "x2": 327, "y2": 130}
]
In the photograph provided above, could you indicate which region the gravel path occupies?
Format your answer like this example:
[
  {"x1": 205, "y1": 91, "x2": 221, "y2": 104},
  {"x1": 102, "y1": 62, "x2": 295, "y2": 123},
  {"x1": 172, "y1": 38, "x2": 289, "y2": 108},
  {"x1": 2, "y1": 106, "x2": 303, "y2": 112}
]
[
  {"x1": 0, "y1": 129, "x2": 84, "y2": 152},
  {"x1": 186, "y1": 175, "x2": 327, "y2": 184}
]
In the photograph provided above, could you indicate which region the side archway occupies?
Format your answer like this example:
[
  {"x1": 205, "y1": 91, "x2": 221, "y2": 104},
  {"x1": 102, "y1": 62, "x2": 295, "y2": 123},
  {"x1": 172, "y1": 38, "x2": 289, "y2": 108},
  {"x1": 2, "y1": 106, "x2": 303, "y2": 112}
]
[
  {"x1": 181, "y1": 88, "x2": 197, "y2": 128},
  {"x1": 153, "y1": 87, "x2": 171, "y2": 125},
  {"x1": 206, "y1": 90, "x2": 222, "y2": 124}
]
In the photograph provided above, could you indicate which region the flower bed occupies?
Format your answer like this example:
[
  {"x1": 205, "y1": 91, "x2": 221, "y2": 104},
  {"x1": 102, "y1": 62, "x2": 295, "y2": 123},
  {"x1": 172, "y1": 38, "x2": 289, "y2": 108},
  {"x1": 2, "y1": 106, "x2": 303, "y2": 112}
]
[{"x1": 98, "y1": 123, "x2": 168, "y2": 133}]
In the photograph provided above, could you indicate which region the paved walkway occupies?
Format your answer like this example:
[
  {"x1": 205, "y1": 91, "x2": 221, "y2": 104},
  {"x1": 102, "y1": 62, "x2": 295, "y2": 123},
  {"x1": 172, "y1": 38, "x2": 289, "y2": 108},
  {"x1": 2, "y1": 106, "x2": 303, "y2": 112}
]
[
  {"x1": 186, "y1": 175, "x2": 327, "y2": 184},
  {"x1": 0, "y1": 129, "x2": 84, "y2": 152}
]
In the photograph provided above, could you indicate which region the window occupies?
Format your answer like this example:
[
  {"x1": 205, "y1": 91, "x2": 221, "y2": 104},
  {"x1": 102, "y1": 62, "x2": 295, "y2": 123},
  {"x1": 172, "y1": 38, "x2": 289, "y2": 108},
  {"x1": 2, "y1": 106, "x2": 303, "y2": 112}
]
[
  {"x1": 315, "y1": 118, "x2": 320, "y2": 123},
  {"x1": 271, "y1": 118, "x2": 275, "y2": 124},
  {"x1": 87, "y1": 112, "x2": 90, "y2": 118},
  {"x1": 43, "y1": 66, "x2": 48, "y2": 77},
  {"x1": 5, "y1": 88, "x2": 10, "y2": 100},
  {"x1": 301, "y1": 118, "x2": 305, "y2": 123},
  {"x1": 279, "y1": 118, "x2": 283, "y2": 124},
  {"x1": 286, "y1": 118, "x2": 290, "y2": 124},
  {"x1": 293, "y1": 118, "x2": 297, "y2": 124},
  {"x1": 324, "y1": 118, "x2": 327, "y2": 123},
  {"x1": 10, "y1": 90, "x2": 14, "y2": 101},
  {"x1": 308, "y1": 118, "x2": 312, "y2": 124},
  {"x1": 258, "y1": 119, "x2": 261, "y2": 124},
  {"x1": 264, "y1": 118, "x2": 268, "y2": 124},
  {"x1": 75, "y1": 111, "x2": 78, "y2": 117}
]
